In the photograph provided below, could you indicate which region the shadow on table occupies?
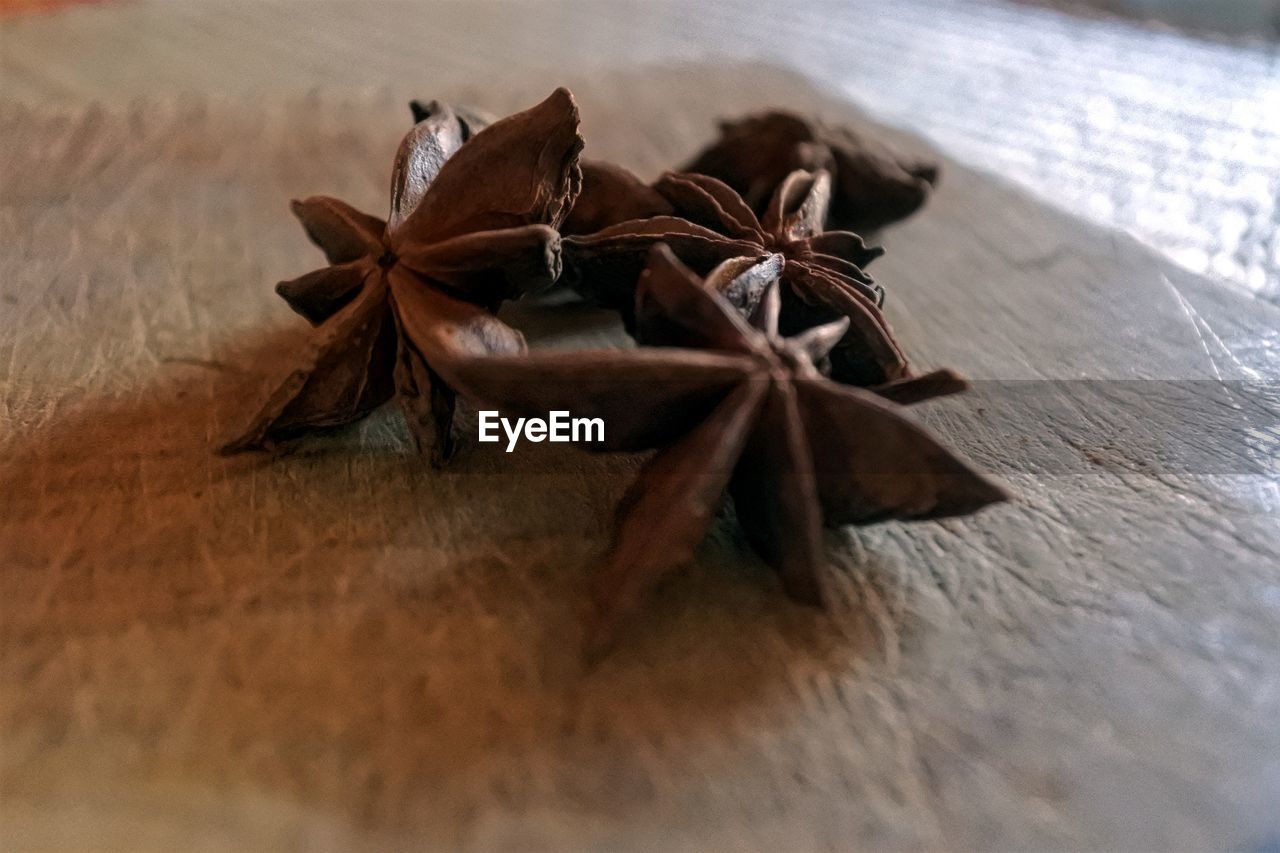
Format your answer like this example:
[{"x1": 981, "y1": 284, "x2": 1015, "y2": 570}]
[{"x1": 1, "y1": 299, "x2": 911, "y2": 841}]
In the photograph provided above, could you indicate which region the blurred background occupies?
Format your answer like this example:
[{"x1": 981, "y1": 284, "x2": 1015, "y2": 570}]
[{"x1": 2, "y1": 0, "x2": 1277, "y2": 302}]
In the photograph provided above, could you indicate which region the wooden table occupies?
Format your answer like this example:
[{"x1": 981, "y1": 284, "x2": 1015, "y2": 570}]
[{"x1": 3, "y1": 5, "x2": 1278, "y2": 851}]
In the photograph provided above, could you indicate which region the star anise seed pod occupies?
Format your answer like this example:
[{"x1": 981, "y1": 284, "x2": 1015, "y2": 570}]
[
  {"x1": 443, "y1": 246, "x2": 1007, "y2": 651},
  {"x1": 561, "y1": 160, "x2": 674, "y2": 236},
  {"x1": 683, "y1": 110, "x2": 939, "y2": 232},
  {"x1": 565, "y1": 168, "x2": 909, "y2": 386},
  {"x1": 405, "y1": 103, "x2": 672, "y2": 239},
  {"x1": 408, "y1": 99, "x2": 495, "y2": 139},
  {"x1": 222, "y1": 88, "x2": 584, "y2": 463}
]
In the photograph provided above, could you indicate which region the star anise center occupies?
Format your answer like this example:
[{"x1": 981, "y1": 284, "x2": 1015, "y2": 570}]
[{"x1": 773, "y1": 343, "x2": 814, "y2": 376}]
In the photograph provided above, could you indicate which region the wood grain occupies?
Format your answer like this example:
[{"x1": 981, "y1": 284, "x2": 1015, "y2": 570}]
[
  {"x1": 3, "y1": 0, "x2": 1275, "y2": 303},
  {"x1": 2, "y1": 68, "x2": 1278, "y2": 851}
]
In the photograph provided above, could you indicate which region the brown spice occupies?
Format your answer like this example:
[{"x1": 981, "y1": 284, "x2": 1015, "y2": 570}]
[
  {"x1": 682, "y1": 110, "x2": 939, "y2": 232},
  {"x1": 443, "y1": 246, "x2": 1007, "y2": 651},
  {"x1": 565, "y1": 169, "x2": 909, "y2": 386},
  {"x1": 222, "y1": 89, "x2": 584, "y2": 463},
  {"x1": 561, "y1": 160, "x2": 674, "y2": 236}
]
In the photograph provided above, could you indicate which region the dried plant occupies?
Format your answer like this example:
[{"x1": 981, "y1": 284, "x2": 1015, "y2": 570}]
[
  {"x1": 228, "y1": 90, "x2": 1006, "y2": 654},
  {"x1": 223, "y1": 89, "x2": 583, "y2": 462},
  {"x1": 444, "y1": 246, "x2": 1006, "y2": 651},
  {"x1": 683, "y1": 110, "x2": 939, "y2": 232},
  {"x1": 565, "y1": 169, "x2": 909, "y2": 385}
]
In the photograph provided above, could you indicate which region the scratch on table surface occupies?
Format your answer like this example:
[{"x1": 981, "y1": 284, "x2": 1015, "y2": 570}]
[
  {"x1": 160, "y1": 356, "x2": 243, "y2": 374},
  {"x1": 1161, "y1": 273, "x2": 1263, "y2": 381},
  {"x1": 30, "y1": 534, "x2": 77, "y2": 621},
  {"x1": 865, "y1": 683, "x2": 948, "y2": 844}
]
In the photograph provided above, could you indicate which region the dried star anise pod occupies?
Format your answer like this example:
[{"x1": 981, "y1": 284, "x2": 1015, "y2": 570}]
[
  {"x1": 222, "y1": 88, "x2": 583, "y2": 463},
  {"x1": 565, "y1": 168, "x2": 909, "y2": 385},
  {"x1": 403, "y1": 103, "x2": 672, "y2": 242},
  {"x1": 408, "y1": 99, "x2": 494, "y2": 138},
  {"x1": 682, "y1": 110, "x2": 939, "y2": 232},
  {"x1": 561, "y1": 160, "x2": 673, "y2": 236},
  {"x1": 443, "y1": 246, "x2": 1007, "y2": 650}
]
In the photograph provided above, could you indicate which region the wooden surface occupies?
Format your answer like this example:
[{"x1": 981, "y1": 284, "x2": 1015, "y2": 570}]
[
  {"x1": 3, "y1": 37, "x2": 1280, "y2": 853},
  {"x1": 4, "y1": 0, "x2": 1275, "y2": 304}
]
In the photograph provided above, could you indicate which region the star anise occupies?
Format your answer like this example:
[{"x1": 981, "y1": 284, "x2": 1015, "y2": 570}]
[
  {"x1": 561, "y1": 160, "x2": 673, "y2": 236},
  {"x1": 405, "y1": 102, "x2": 671, "y2": 239},
  {"x1": 222, "y1": 88, "x2": 583, "y2": 463},
  {"x1": 443, "y1": 246, "x2": 1007, "y2": 650},
  {"x1": 408, "y1": 99, "x2": 494, "y2": 138},
  {"x1": 682, "y1": 110, "x2": 939, "y2": 232},
  {"x1": 565, "y1": 168, "x2": 910, "y2": 385}
]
